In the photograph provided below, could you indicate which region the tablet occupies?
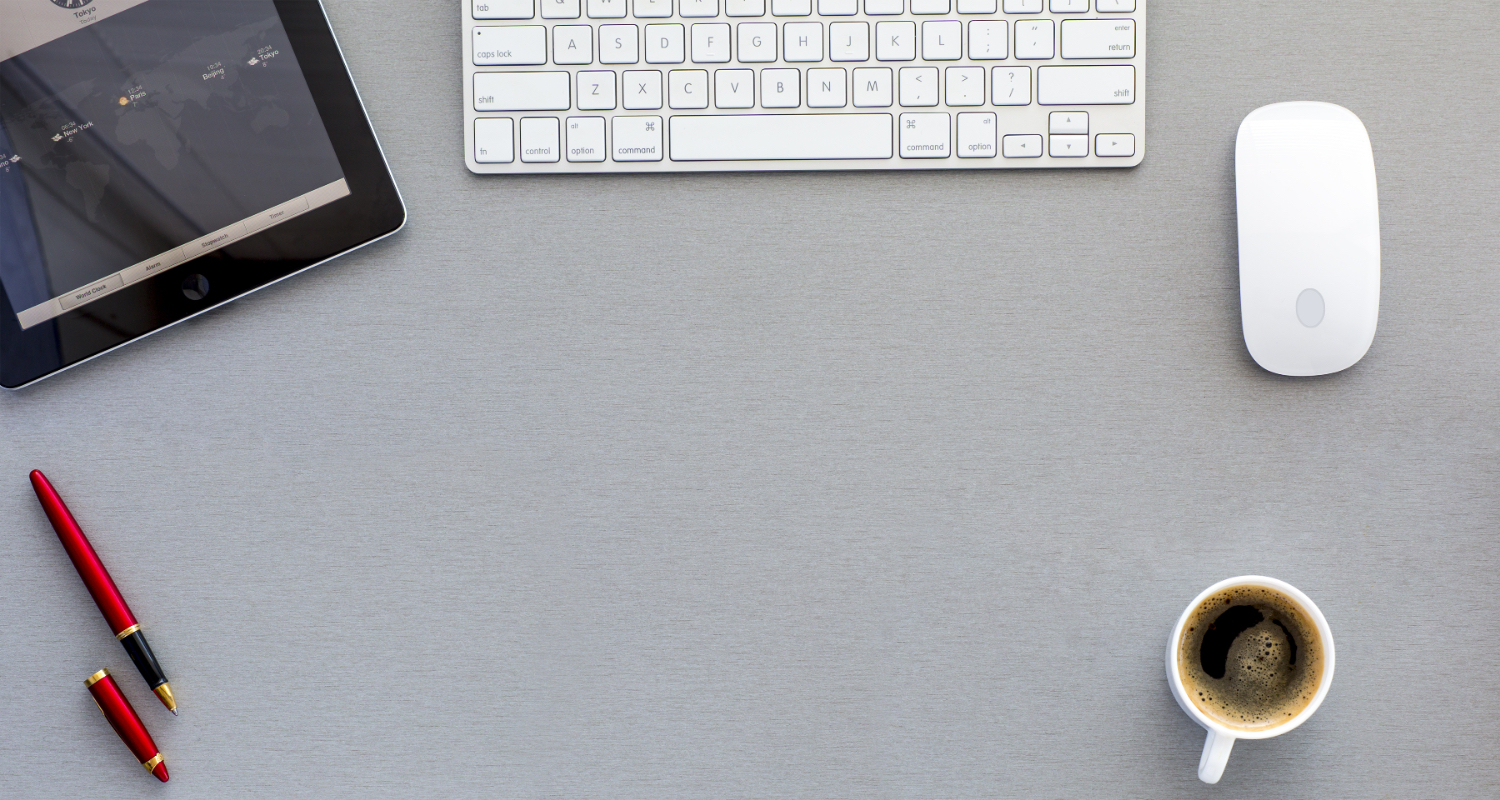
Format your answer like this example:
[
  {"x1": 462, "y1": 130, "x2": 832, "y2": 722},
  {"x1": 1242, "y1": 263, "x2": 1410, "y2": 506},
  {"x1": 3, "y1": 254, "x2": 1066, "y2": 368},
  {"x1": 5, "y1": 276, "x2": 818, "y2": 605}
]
[{"x1": 0, "y1": 0, "x2": 405, "y2": 388}]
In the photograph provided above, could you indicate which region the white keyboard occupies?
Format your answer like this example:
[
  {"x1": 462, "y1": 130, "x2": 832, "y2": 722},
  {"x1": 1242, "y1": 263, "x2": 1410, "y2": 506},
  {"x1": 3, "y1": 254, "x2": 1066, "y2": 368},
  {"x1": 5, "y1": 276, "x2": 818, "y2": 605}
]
[{"x1": 463, "y1": 0, "x2": 1144, "y2": 173}]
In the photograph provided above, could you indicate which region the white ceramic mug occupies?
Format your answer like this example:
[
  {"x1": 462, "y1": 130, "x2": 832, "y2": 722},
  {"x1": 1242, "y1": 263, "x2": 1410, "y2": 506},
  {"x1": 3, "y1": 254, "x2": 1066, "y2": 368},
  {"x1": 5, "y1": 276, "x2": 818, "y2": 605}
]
[{"x1": 1166, "y1": 576, "x2": 1336, "y2": 784}]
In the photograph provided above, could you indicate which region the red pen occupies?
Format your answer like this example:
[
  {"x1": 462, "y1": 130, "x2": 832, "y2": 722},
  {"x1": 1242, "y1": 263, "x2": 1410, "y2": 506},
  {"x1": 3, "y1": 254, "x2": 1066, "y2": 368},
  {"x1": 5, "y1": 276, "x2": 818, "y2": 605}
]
[
  {"x1": 85, "y1": 669, "x2": 169, "y2": 782},
  {"x1": 31, "y1": 470, "x2": 177, "y2": 714}
]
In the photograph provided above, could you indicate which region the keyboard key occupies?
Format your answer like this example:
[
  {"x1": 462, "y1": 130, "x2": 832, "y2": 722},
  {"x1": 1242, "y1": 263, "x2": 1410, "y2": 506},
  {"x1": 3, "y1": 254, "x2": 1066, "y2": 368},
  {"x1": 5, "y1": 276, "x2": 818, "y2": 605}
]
[
  {"x1": 876, "y1": 21, "x2": 916, "y2": 60},
  {"x1": 922, "y1": 21, "x2": 961, "y2": 60},
  {"x1": 911, "y1": 0, "x2": 949, "y2": 13},
  {"x1": 1096, "y1": 0, "x2": 1134, "y2": 10},
  {"x1": 635, "y1": 0, "x2": 673, "y2": 16},
  {"x1": 578, "y1": 70, "x2": 617, "y2": 108},
  {"x1": 991, "y1": 66, "x2": 1030, "y2": 105},
  {"x1": 1037, "y1": 65, "x2": 1134, "y2": 104},
  {"x1": 623, "y1": 70, "x2": 664, "y2": 108},
  {"x1": 1002, "y1": 133, "x2": 1041, "y2": 157},
  {"x1": 1049, "y1": 133, "x2": 1087, "y2": 156},
  {"x1": 540, "y1": 0, "x2": 580, "y2": 18},
  {"x1": 680, "y1": 0, "x2": 719, "y2": 15},
  {"x1": 474, "y1": 118, "x2": 515, "y2": 162},
  {"x1": 566, "y1": 117, "x2": 606, "y2": 161},
  {"x1": 473, "y1": 26, "x2": 547, "y2": 65},
  {"x1": 725, "y1": 0, "x2": 765, "y2": 15},
  {"x1": 1048, "y1": 110, "x2": 1087, "y2": 134},
  {"x1": 599, "y1": 24, "x2": 640, "y2": 63},
  {"x1": 1095, "y1": 132, "x2": 1135, "y2": 156},
  {"x1": 474, "y1": 0, "x2": 534, "y2": 19},
  {"x1": 646, "y1": 24, "x2": 685, "y2": 63},
  {"x1": 1061, "y1": 18, "x2": 1134, "y2": 59},
  {"x1": 772, "y1": 0, "x2": 812, "y2": 15},
  {"x1": 1003, "y1": 0, "x2": 1041, "y2": 11},
  {"x1": 1050, "y1": 0, "x2": 1086, "y2": 11},
  {"x1": 957, "y1": 112, "x2": 996, "y2": 157},
  {"x1": 587, "y1": 0, "x2": 627, "y2": 16},
  {"x1": 968, "y1": 20, "x2": 1007, "y2": 59},
  {"x1": 669, "y1": 113, "x2": 892, "y2": 159},
  {"x1": 852, "y1": 67, "x2": 893, "y2": 106},
  {"x1": 808, "y1": 68, "x2": 848, "y2": 107},
  {"x1": 945, "y1": 66, "x2": 984, "y2": 105},
  {"x1": 1014, "y1": 19, "x2": 1054, "y2": 59},
  {"x1": 715, "y1": 68, "x2": 756, "y2": 107},
  {"x1": 898, "y1": 67, "x2": 938, "y2": 106},
  {"x1": 553, "y1": 25, "x2": 593, "y2": 64},
  {"x1": 738, "y1": 22, "x2": 777, "y2": 62},
  {"x1": 520, "y1": 117, "x2": 560, "y2": 162},
  {"x1": 785, "y1": 22, "x2": 824, "y2": 61},
  {"x1": 830, "y1": 22, "x2": 870, "y2": 61},
  {"x1": 613, "y1": 116, "x2": 664, "y2": 160},
  {"x1": 956, "y1": 0, "x2": 996, "y2": 12},
  {"x1": 762, "y1": 68, "x2": 801, "y2": 107},
  {"x1": 669, "y1": 69, "x2": 710, "y2": 108},
  {"x1": 692, "y1": 23, "x2": 731, "y2": 62},
  {"x1": 899, "y1": 112, "x2": 949, "y2": 158},
  {"x1": 475, "y1": 71, "x2": 571, "y2": 110},
  {"x1": 820, "y1": 0, "x2": 859, "y2": 14},
  {"x1": 866, "y1": 0, "x2": 903, "y2": 13}
]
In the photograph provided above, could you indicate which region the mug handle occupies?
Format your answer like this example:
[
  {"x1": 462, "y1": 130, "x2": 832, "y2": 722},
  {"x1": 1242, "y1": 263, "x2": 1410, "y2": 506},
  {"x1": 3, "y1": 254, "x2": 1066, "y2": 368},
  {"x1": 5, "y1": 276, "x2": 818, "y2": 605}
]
[{"x1": 1198, "y1": 729, "x2": 1235, "y2": 784}]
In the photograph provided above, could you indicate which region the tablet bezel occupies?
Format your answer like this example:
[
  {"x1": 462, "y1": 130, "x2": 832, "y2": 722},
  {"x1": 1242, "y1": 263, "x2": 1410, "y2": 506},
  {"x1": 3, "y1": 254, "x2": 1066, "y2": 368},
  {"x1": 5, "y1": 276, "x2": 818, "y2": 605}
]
[{"x1": 0, "y1": 0, "x2": 406, "y2": 389}]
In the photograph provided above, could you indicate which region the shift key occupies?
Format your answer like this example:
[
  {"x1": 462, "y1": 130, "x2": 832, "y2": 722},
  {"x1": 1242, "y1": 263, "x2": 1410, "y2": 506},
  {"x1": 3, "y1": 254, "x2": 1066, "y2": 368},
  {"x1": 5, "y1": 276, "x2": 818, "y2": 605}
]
[
  {"x1": 1038, "y1": 65, "x2": 1135, "y2": 105},
  {"x1": 475, "y1": 72, "x2": 571, "y2": 111}
]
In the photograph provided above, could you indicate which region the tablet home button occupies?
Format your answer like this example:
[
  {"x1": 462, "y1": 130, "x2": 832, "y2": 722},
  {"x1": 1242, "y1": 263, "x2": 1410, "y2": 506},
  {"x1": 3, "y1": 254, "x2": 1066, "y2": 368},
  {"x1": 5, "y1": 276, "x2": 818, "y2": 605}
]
[{"x1": 182, "y1": 274, "x2": 210, "y2": 301}]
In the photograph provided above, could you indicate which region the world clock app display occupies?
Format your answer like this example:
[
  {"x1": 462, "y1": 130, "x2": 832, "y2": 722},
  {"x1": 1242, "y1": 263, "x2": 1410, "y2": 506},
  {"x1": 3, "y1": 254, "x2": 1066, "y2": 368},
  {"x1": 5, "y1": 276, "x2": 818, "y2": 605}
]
[{"x1": 0, "y1": 0, "x2": 348, "y2": 328}]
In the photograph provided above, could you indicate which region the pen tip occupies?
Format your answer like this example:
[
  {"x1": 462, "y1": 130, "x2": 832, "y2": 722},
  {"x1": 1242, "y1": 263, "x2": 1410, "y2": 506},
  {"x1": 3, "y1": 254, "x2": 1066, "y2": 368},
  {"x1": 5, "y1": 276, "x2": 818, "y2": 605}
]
[
  {"x1": 152, "y1": 763, "x2": 170, "y2": 782},
  {"x1": 153, "y1": 683, "x2": 177, "y2": 715}
]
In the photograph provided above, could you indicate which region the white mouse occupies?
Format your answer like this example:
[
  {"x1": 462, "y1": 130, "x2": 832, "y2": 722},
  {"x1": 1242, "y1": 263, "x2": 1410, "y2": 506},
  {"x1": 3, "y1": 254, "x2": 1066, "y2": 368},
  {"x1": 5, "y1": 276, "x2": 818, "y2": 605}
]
[{"x1": 1236, "y1": 102, "x2": 1381, "y2": 377}]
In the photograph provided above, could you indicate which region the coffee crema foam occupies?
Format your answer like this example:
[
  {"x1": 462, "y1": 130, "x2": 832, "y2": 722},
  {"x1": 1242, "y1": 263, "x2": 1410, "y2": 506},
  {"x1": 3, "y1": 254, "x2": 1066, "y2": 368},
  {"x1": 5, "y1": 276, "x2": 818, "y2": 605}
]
[{"x1": 1178, "y1": 584, "x2": 1323, "y2": 731}]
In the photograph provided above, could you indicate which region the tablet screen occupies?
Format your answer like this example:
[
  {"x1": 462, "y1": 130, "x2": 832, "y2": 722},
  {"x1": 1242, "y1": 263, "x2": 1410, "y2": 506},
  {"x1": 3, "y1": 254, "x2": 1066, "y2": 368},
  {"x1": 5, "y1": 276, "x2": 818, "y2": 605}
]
[{"x1": 0, "y1": 0, "x2": 349, "y2": 330}]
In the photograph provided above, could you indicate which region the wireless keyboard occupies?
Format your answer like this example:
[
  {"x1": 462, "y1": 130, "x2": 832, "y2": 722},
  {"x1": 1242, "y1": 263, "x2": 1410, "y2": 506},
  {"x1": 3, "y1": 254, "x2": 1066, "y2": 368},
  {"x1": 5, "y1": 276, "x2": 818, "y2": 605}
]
[{"x1": 462, "y1": 0, "x2": 1144, "y2": 173}]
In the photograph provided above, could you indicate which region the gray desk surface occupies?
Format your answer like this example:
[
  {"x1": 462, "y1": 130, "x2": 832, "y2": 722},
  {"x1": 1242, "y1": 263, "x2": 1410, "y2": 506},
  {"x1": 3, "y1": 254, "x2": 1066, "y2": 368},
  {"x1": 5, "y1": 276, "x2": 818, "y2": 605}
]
[{"x1": 3, "y1": 1, "x2": 1499, "y2": 797}]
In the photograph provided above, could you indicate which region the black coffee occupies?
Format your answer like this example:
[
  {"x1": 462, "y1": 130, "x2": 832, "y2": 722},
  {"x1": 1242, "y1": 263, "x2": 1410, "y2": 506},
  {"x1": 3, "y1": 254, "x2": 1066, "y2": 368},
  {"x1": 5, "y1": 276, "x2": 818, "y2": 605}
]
[{"x1": 1178, "y1": 584, "x2": 1324, "y2": 730}]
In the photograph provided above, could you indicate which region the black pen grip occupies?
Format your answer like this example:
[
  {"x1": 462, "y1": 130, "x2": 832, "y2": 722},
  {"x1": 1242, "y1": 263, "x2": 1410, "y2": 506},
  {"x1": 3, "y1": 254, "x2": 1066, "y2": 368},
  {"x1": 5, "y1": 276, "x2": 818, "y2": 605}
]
[{"x1": 119, "y1": 629, "x2": 168, "y2": 689}]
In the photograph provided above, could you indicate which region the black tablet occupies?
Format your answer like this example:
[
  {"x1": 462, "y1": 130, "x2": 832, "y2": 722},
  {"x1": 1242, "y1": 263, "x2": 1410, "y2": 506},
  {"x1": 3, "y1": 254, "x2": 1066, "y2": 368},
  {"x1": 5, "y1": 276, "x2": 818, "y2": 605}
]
[{"x1": 0, "y1": 0, "x2": 405, "y2": 388}]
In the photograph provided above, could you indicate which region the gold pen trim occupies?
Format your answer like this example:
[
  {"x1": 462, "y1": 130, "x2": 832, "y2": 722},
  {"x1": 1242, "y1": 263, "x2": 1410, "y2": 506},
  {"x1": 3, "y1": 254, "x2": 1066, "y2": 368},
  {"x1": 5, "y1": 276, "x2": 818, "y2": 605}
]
[
  {"x1": 153, "y1": 683, "x2": 177, "y2": 712},
  {"x1": 115, "y1": 623, "x2": 141, "y2": 640},
  {"x1": 84, "y1": 668, "x2": 110, "y2": 687},
  {"x1": 142, "y1": 753, "x2": 164, "y2": 772}
]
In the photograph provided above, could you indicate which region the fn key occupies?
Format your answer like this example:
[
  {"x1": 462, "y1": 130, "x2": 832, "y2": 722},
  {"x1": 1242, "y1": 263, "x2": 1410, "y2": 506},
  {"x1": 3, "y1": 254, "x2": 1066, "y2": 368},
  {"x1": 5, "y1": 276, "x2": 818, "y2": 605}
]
[{"x1": 475, "y1": 118, "x2": 514, "y2": 163}]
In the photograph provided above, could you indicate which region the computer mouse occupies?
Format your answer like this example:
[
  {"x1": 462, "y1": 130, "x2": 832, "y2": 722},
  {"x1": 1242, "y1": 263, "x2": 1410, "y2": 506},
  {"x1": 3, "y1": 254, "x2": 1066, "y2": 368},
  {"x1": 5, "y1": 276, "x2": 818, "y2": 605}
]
[{"x1": 1236, "y1": 102, "x2": 1381, "y2": 377}]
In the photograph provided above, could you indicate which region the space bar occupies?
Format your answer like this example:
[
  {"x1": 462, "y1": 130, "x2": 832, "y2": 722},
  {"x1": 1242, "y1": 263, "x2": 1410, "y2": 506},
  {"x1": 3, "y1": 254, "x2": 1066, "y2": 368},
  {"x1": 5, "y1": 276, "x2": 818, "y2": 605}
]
[{"x1": 670, "y1": 114, "x2": 893, "y2": 161}]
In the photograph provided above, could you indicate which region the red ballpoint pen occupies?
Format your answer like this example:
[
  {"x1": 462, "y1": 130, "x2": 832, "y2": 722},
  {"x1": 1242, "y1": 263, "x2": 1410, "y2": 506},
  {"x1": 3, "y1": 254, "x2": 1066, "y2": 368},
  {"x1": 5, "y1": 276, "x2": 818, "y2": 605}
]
[
  {"x1": 31, "y1": 470, "x2": 177, "y2": 714},
  {"x1": 85, "y1": 669, "x2": 169, "y2": 782}
]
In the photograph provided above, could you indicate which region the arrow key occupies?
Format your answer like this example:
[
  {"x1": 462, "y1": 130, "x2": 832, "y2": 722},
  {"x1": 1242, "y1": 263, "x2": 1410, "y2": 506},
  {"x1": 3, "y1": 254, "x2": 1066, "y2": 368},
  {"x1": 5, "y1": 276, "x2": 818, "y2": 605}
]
[
  {"x1": 1049, "y1": 133, "x2": 1088, "y2": 157},
  {"x1": 1095, "y1": 133, "x2": 1136, "y2": 157},
  {"x1": 1002, "y1": 134, "x2": 1042, "y2": 158},
  {"x1": 1048, "y1": 111, "x2": 1088, "y2": 135}
]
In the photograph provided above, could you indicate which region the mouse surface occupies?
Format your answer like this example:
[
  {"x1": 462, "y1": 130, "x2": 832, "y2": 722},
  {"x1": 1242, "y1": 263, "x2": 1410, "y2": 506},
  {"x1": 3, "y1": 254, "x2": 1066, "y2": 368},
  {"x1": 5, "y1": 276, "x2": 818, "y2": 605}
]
[{"x1": 1237, "y1": 102, "x2": 1381, "y2": 377}]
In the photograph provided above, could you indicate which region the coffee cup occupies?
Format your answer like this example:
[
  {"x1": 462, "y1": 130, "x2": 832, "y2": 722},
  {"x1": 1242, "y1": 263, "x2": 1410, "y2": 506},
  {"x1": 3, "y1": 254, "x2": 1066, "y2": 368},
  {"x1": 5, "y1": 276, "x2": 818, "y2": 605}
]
[{"x1": 1166, "y1": 576, "x2": 1336, "y2": 784}]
